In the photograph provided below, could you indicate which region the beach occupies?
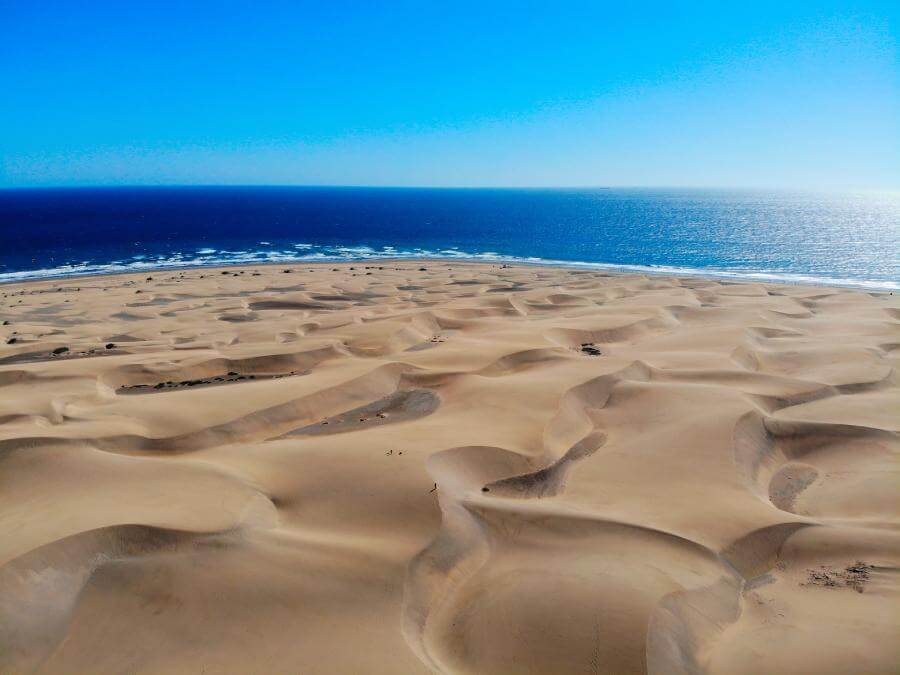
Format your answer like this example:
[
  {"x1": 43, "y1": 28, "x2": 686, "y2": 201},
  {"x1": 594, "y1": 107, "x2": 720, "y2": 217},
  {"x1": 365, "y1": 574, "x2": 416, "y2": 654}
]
[{"x1": 0, "y1": 261, "x2": 898, "y2": 673}]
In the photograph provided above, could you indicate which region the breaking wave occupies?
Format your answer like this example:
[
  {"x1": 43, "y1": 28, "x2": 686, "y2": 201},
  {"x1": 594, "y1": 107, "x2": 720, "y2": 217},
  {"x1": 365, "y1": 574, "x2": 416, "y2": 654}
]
[{"x1": 1, "y1": 243, "x2": 896, "y2": 290}]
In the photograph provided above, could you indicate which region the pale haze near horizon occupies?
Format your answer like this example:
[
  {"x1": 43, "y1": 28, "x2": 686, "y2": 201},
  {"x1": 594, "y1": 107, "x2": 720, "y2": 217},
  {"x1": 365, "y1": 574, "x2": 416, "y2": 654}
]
[{"x1": 1, "y1": 1, "x2": 898, "y2": 190}]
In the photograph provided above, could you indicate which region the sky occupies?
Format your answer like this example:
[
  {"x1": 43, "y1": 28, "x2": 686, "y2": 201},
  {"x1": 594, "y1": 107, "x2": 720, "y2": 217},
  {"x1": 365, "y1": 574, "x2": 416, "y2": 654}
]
[{"x1": 1, "y1": 1, "x2": 898, "y2": 189}]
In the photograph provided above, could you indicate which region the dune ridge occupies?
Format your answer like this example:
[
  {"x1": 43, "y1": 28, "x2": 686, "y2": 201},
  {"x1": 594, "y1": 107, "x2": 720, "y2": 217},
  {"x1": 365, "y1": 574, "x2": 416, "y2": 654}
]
[{"x1": 0, "y1": 261, "x2": 897, "y2": 674}]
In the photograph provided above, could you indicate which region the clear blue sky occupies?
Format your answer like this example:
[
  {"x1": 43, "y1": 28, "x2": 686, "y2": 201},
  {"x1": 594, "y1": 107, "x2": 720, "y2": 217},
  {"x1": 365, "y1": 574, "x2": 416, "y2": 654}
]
[{"x1": 1, "y1": 1, "x2": 897, "y2": 188}]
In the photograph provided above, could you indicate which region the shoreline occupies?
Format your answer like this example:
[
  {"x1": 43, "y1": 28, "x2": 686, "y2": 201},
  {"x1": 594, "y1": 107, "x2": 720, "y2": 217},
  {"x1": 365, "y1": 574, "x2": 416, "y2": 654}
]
[{"x1": 1, "y1": 256, "x2": 896, "y2": 293}]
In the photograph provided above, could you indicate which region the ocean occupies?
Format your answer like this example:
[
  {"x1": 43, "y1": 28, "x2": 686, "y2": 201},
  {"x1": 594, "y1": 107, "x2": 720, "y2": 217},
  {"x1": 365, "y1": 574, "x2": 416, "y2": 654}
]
[{"x1": 0, "y1": 187, "x2": 897, "y2": 289}]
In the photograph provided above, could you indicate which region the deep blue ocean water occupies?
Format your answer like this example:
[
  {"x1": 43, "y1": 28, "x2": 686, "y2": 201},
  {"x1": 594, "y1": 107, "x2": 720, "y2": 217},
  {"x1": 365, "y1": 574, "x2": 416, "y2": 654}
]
[{"x1": 1, "y1": 187, "x2": 897, "y2": 289}]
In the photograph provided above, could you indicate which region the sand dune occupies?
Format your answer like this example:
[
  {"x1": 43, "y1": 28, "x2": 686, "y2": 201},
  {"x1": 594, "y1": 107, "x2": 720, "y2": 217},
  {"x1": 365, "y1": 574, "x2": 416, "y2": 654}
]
[{"x1": 0, "y1": 262, "x2": 897, "y2": 674}]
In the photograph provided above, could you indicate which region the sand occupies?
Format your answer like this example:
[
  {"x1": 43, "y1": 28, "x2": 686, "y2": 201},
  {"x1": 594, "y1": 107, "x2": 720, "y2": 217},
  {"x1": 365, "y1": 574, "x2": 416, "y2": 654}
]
[{"x1": 0, "y1": 261, "x2": 897, "y2": 674}]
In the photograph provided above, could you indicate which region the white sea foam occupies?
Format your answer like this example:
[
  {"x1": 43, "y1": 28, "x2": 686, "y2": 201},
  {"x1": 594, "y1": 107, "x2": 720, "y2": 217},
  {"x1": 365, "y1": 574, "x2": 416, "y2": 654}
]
[{"x1": 1, "y1": 244, "x2": 896, "y2": 291}]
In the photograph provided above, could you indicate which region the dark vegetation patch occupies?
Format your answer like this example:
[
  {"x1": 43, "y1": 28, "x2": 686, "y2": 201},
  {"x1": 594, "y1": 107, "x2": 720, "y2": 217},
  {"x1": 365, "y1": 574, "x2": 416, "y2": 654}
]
[
  {"x1": 580, "y1": 343, "x2": 602, "y2": 356},
  {"x1": 804, "y1": 562, "x2": 874, "y2": 593},
  {"x1": 118, "y1": 370, "x2": 307, "y2": 394}
]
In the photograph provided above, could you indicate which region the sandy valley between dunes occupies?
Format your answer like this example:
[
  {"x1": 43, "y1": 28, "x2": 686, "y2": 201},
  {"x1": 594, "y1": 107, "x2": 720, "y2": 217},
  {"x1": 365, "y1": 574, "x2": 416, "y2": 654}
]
[{"x1": 0, "y1": 261, "x2": 897, "y2": 674}]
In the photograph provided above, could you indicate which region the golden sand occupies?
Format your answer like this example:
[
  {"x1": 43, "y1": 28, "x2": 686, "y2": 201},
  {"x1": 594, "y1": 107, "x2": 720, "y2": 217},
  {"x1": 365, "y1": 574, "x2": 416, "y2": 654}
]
[{"x1": 1, "y1": 262, "x2": 898, "y2": 673}]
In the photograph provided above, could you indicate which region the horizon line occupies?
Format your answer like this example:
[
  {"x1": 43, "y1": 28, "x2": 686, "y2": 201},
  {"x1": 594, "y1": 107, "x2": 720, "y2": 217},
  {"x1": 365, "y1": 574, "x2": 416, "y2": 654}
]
[{"x1": 1, "y1": 183, "x2": 896, "y2": 193}]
